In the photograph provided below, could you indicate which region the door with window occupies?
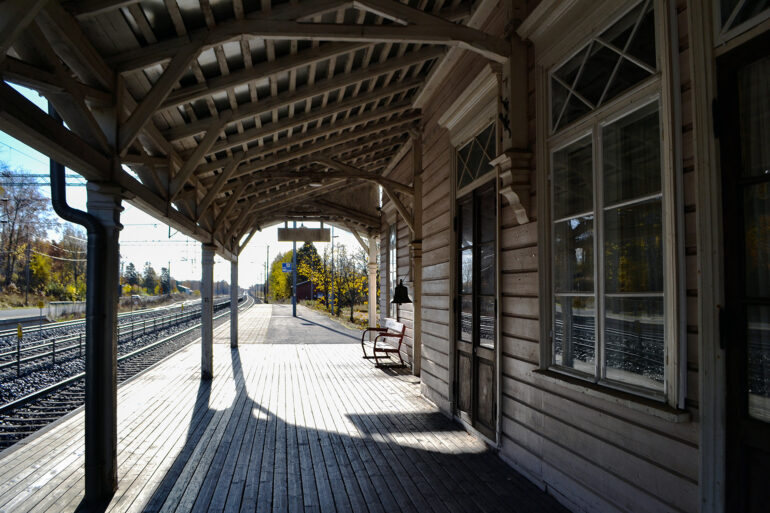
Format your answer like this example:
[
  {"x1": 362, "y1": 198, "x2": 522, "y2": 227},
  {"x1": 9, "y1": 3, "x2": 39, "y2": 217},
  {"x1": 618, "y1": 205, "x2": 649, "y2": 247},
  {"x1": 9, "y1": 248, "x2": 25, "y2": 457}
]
[
  {"x1": 718, "y1": 31, "x2": 770, "y2": 512},
  {"x1": 456, "y1": 182, "x2": 497, "y2": 440}
]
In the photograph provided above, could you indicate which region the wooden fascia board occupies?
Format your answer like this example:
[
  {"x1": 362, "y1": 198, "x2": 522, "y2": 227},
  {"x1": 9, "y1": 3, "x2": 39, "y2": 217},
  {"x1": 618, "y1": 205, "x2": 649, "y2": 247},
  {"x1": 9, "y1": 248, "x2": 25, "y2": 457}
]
[
  {"x1": 0, "y1": 81, "x2": 110, "y2": 181},
  {"x1": 162, "y1": 50, "x2": 434, "y2": 141},
  {"x1": 413, "y1": 0, "x2": 501, "y2": 109}
]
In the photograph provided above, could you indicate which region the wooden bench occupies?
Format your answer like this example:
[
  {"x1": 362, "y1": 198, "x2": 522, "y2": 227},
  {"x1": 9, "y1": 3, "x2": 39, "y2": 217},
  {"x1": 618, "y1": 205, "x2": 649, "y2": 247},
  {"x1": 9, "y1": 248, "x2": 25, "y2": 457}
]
[{"x1": 361, "y1": 318, "x2": 406, "y2": 367}]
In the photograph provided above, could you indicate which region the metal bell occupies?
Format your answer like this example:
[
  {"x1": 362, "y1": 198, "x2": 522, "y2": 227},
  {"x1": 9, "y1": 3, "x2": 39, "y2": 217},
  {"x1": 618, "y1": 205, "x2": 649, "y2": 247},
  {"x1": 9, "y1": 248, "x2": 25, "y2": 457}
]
[{"x1": 391, "y1": 279, "x2": 412, "y2": 304}]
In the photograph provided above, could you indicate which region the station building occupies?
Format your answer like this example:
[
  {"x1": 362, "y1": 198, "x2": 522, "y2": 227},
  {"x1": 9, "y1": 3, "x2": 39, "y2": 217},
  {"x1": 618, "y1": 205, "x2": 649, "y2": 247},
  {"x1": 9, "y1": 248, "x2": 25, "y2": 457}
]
[{"x1": 0, "y1": 1, "x2": 767, "y2": 511}]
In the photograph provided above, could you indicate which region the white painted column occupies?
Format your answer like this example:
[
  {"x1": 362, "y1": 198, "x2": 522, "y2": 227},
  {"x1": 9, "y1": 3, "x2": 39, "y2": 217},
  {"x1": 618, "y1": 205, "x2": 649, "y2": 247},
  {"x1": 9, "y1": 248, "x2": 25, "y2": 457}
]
[
  {"x1": 201, "y1": 244, "x2": 215, "y2": 379},
  {"x1": 84, "y1": 183, "x2": 122, "y2": 504},
  {"x1": 230, "y1": 257, "x2": 238, "y2": 348},
  {"x1": 367, "y1": 235, "x2": 378, "y2": 329}
]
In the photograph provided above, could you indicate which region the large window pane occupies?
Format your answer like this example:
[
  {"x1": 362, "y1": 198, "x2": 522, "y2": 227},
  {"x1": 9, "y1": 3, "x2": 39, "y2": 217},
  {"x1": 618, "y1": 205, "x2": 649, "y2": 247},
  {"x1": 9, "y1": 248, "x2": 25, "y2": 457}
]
[
  {"x1": 604, "y1": 199, "x2": 663, "y2": 293},
  {"x1": 479, "y1": 243, "x2": 495, "y2": 296},
  {"x1": 554, "y1": 216, "x2": 594, "y2": 293},
  {"x1": 738, "y1": 55, "x2": 770, "y2": 179},
  {"x1": 479, "y1": 297, "x2": 496, "y2": 348},
  {"x1": 553, "y1": 136, "x2": 593, "y2": 219},
  {"x1": 554, "y1": 296, "x2": 595, "y2": 374},
  {"x1": 461, "y1": 200, "x2": 473, "y2": 248},
  {"x1": 744, "y1": 183, "x2": 770, "y2": 298},
  {"x1": 604, "y1": 296, "x2": 664, "y2": 391},
  {"x1": 748, "y1": 305, "x2": 770, "y2": 422},
  {"x1": 603, "y1": 101, "x2": 661, "y2": 205},
  {"x1": 460, "y1": 296, "x2": 473, "y2": 342},
  {"x1": 461, "y1": 248, "x2": 473, "y2": 294}
]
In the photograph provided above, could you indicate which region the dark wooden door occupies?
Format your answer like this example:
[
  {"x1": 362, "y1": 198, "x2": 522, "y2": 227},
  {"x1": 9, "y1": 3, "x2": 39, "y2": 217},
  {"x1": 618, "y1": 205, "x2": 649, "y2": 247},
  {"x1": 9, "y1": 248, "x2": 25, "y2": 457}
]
[
  {"x1": 455, "y1": 183, "x2": 497, "y2": 440},
  {"x1": 718, "y1": 31, "x2": 770, "y2": 513}
]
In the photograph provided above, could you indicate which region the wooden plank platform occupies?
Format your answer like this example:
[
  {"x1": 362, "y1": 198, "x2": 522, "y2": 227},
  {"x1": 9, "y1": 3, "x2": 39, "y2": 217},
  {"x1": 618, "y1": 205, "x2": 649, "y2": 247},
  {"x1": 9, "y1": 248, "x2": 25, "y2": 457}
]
[{"x1": 0, "y1": 304, "x2": 567, "y2": 513}]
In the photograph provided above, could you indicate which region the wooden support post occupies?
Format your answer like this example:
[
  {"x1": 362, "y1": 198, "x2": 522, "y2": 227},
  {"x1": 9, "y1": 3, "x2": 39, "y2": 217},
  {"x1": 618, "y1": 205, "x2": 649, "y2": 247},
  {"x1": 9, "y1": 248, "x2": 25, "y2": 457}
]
[
  {"x1": 230, "y1": 257, "x2": 238, "y2": 348},
  {"x1": 368, "y1": 235, "x2": 378, "y2": 333},
  {"x1": 84, "y1": 182, "x2": 122, "y2": 507},
  {"x1": 201, "y1": 244, "x2": 215, "y2": 379},
  {"x1": 410, "y1": 130, "x2": 423, "y2": 376}
]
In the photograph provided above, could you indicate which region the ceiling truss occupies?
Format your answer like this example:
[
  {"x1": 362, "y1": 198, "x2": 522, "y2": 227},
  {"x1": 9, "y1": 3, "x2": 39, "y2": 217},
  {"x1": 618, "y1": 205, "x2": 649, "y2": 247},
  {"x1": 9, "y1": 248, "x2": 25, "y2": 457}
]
[{"x1": 0, "y1": 0, "x2": 506, "y2": 259}]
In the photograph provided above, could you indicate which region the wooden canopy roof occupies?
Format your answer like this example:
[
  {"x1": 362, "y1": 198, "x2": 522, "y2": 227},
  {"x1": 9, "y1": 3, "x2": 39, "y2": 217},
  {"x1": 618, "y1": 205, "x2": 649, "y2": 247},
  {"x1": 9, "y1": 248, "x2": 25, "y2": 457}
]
[{"x1": 0, "y1": 0, "x2": 508, "y2": 260}]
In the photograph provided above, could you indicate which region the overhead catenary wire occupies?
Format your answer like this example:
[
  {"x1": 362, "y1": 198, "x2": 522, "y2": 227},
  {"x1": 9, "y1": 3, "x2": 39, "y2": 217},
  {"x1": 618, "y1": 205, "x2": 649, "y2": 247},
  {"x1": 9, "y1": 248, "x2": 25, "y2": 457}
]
[{"x1": 30, "y1": 249, "x2": 87, "y2": 262}]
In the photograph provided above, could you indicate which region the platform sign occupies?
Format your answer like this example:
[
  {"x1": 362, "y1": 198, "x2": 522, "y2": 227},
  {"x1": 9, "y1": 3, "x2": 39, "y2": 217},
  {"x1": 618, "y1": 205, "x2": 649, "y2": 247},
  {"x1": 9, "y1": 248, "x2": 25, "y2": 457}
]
[
  {"x1": 281, "y1": 263, "x2": 293, "y2": 273},
  {"x1": 277, "y1": 227, "x2": 330, "y2": 242}
]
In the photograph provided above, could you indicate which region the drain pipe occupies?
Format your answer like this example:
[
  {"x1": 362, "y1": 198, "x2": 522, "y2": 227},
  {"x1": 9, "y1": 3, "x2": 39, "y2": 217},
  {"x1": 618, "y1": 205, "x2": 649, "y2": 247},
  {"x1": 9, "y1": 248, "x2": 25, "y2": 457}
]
[{"x1": 49, "y1": 105, "x2": 115, "y2": 506}]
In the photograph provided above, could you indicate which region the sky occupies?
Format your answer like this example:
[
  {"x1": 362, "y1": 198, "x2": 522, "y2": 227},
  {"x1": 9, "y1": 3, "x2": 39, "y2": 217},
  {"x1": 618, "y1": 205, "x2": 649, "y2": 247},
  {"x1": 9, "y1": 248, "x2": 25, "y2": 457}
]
[{"x1": 0, "y1": 84, "x2": 363, "y2": 287}]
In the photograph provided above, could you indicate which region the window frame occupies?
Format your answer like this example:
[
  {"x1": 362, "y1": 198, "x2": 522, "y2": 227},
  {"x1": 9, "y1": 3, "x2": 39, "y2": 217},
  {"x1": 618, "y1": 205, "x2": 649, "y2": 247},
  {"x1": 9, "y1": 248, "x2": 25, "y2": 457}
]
[{"x1": 536, "y1": 0, "x2": 684, "y2": 408}]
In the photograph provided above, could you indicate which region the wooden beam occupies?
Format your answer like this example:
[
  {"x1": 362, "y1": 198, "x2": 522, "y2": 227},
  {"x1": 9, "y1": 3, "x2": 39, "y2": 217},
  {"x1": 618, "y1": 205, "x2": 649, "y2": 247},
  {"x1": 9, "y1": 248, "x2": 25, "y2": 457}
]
[
  {"x1": 0, "y1": 0, "x2": 50, "y2": 65},
  {"x1": 382, "y1": 184, "x2": 414, "y2": 233},
  {"x1": 229, "y1": 116, "x2": 419, "y2": 180},
  {"x1": 318, "y1": 157, "x2": 413, "y2": 195},
  {"x1": 353, "y1": 0, "x2": 508, "y2": 62},
  {"x1": 195, "y1": 101, "x2": 414, "y2": 179},
  {"x1": 313, "y1": 199, "x2": 380, "y2": 230},
  {"x1": 345, "y1": 222, "x2": 370, "y2": 253},
  {"x1": 19, "y1": 24, "x2": 112, "y2": 155},
  {"x1": 0, "y1": 57, "x2": 112, "y2": 106},
  {"x1": 108, "y1": 1, "x2": 486, "y2": 71},
  {"x1": 159, "y1": 42, "x2": 368, "y2": 110},
  {"x1": 238, "y1": 226, "x2": 259, "y2": 254},
  {"x1": 64, "y1": 0, "x2": 141, "y2": 18},
  {"x1": 169, "y1": 113, "x2": 232, "y2": 200},
  {"x1": 162, "y1": 48, "x2": 435, "y2": 141},
  {"x1": 195, "y1": 157, "x2": 242, "y2": 221},
  {"x1": 0, "y1": 81, "x2": 110, "y2": 180},
  {"x1": 205, "y1": 83, "x2": 417, "y2": 157},
  {"x1": 118, "y1": 40, "x2": 202, "y2": 153}
]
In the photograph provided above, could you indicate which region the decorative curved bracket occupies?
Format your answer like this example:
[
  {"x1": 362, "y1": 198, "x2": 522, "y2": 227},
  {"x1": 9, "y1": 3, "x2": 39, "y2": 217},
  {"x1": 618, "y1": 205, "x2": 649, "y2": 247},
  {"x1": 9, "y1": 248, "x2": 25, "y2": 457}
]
[{"x1": 491, "y1": 150, "x2": 532, "y2": 225}]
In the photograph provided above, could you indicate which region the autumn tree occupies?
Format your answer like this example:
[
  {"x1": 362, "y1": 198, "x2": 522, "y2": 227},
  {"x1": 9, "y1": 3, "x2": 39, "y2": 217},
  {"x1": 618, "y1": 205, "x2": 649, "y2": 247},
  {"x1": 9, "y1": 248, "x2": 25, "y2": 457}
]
[
  {"x1": 332, "y1": 245, "x2": 368, "y2": 322},
  {"x1": 123, "y1": 262, "x2": 139, "y2": 286},
  {"x1": 268, "y1": 251, "x2": 293, "y2": 301},
  {"x1": 0, "y1": 165, "x2": 53, "y2": 290},
  {"x1": 143, "y1": 262, "x2": 158, "y2": 294}
]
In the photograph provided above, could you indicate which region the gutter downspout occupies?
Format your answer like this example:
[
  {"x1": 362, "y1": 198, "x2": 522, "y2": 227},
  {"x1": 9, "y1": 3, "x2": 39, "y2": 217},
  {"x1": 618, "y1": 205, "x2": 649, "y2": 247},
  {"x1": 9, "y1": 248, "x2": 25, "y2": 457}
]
[{"x1": 49, "y1": 105, "x2": 115, "y2": 506}]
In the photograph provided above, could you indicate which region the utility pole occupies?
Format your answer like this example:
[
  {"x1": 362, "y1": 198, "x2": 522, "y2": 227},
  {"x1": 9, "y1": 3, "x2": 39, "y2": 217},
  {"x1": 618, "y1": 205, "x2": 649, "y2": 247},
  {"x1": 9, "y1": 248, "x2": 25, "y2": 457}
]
[{"x1": 24, "y1": 243, "x2": 30, "y2": 306}]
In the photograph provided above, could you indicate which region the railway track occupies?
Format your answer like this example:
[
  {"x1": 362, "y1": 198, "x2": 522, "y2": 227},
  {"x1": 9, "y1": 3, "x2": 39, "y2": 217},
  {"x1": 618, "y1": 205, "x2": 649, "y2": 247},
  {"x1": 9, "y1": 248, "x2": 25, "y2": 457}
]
[{"x1": 0, "y1": 295, "x2": 254, "y2": 451}]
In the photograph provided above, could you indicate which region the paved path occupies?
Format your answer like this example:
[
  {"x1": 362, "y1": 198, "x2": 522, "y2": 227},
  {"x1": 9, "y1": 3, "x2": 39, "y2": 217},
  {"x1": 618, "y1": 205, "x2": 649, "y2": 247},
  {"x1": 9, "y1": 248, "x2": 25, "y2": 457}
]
[{"x1": 0, "y1": 303, "x2": 568, "y2": 513}]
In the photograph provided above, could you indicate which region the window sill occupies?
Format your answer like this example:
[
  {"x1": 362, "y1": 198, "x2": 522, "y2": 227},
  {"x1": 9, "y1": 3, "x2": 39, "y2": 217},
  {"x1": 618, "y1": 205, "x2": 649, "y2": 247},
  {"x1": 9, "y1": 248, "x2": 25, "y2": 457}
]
[{"x1": 532, "y1": 369, "x2": 691, "y2": 423}]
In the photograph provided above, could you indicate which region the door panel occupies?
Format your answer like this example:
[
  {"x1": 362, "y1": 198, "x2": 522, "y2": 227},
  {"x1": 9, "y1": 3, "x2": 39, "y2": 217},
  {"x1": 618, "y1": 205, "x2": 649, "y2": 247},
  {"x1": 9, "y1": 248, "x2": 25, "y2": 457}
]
[
  {"x1": 455, "y1": 183, "x2": 497, "y2": 441},
  {"x1": 719, "y1": 31, "x2": 770, "y2": 513},
  {"x1": 457, "y1": 349, "x2": 472, "y2": 415},
  {"x1": 475, "y1": 359, "x2": 496, "y2": 438}
]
